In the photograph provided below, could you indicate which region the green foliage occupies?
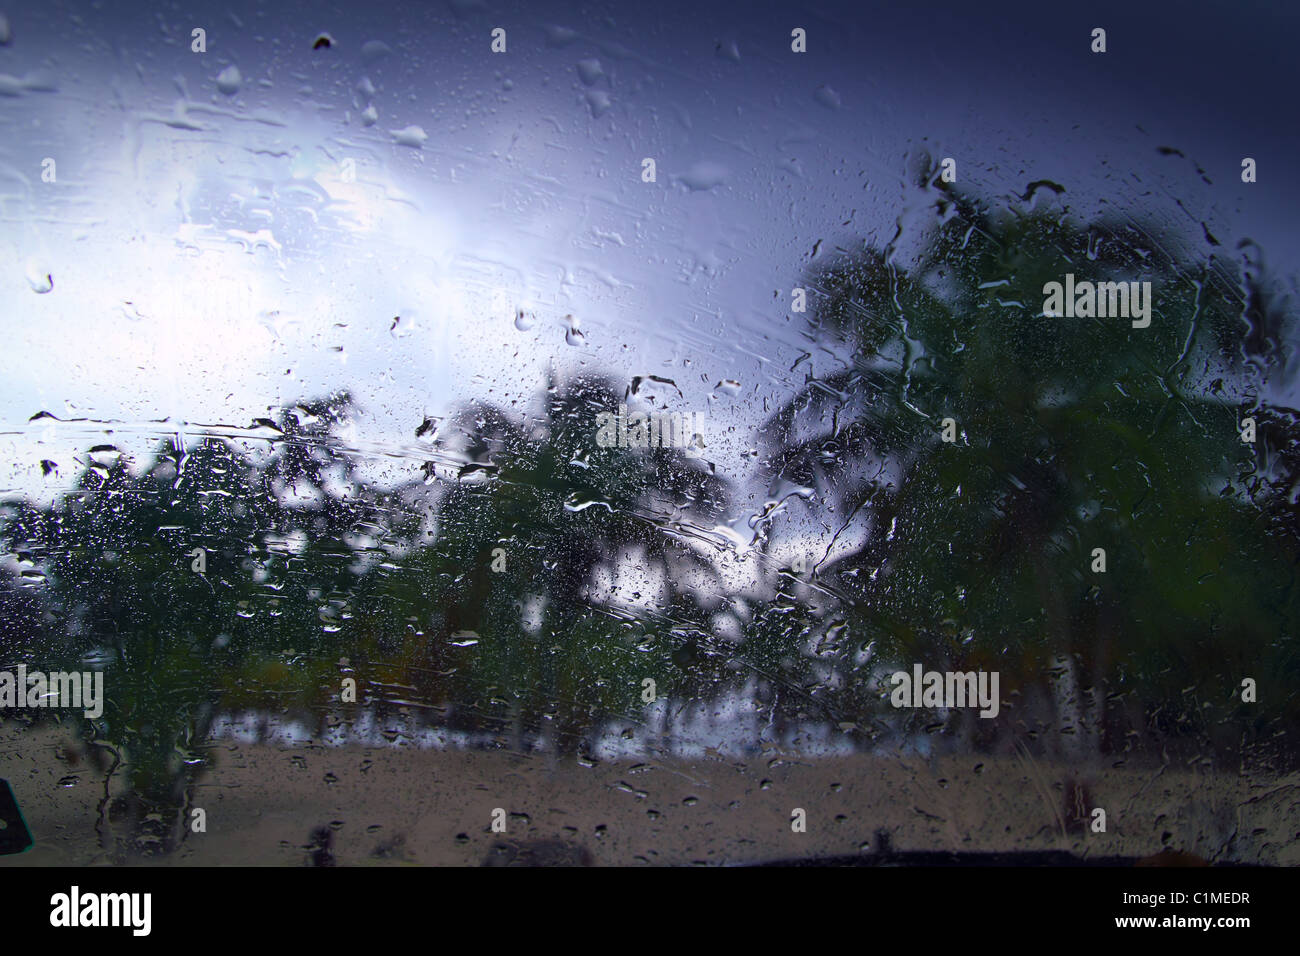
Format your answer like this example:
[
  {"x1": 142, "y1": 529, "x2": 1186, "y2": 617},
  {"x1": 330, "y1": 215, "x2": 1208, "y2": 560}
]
[
  {"x1": 0, "y1": 376, "x2": 729, "y2": 852},
  {"x1": 763, "y1": 169, "x2": 1300, "y2": 761}
]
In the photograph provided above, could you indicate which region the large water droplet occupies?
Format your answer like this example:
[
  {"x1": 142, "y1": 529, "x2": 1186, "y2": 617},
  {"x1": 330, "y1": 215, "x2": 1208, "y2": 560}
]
[
  {"x1": 361, "y1": 40, "x2": 391, "y2": 62},
  {"x1": 26, "y1": 265, "x2": 52, "y2": 294},
  {"x1": 586, "y1": 90, "x2": 612, "y2": 117},
  {"x1": 563, "y1": 314, "x2": 585, "y2": 346},
  {"x1": 390, "y1": 125, "x2": 427, "y2": 148},
  {"x1": 564, "y1": 492, "x2": 612, "y2": 513},
  {"x1": 390, "y1": 314, "x2": 416, "y2": 338},
  {"x1": 216, "y1": 65, "x2": 242, "y2": 95},
  {"x1": 576, "y1": 59, "x2": 604, "y2": 86},
  {"x1": 677, "y1": 161, "x2": 728, "y2": 192}
]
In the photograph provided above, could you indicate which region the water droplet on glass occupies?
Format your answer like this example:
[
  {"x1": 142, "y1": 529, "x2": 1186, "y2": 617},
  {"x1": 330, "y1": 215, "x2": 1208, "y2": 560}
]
[
  {"x1": 545, "y1": 24, "x2": 578, "y2": 47},
  {"x1": 585, "y1": 90, "x2": 612, "y2": 118},
  {"x1": 564, "y1": 491, "x2": 612, "y2": 513},
  {"x1": 676, "y1": 161, "x2": 728, "y2": 192},
  {"x1": 361, "y1": 40, "x2": 391, "y2": 62},
  {"x1": 26, "y1": 267, "x2": 52, "y2": 294},
  {"x1": 216, "y1": 65, "x2": 242, "y2": 95},
  {"x1": 576, "y1": 59, "x2": 604, "y2": 86},
  {"x1": 814, "y1": 84, "x2": 842, "y2": 109},
  {"x1": 390, "y1": 314, "x2": 415, "y2": 338},
  {"x1": 390, "y1": 125, "x2": 427, "y2": 148}
]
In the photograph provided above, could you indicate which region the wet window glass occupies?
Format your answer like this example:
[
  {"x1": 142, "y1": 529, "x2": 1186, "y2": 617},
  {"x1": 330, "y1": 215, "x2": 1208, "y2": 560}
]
[{"x1": 1, "y1": 0, "x2": 1297, "y2": 869}]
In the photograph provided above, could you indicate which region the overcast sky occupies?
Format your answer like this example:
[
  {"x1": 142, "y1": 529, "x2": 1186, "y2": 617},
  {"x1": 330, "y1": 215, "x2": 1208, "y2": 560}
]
[{"x1": 1, "y1": 0, "x2": 1295, "y2": 514}]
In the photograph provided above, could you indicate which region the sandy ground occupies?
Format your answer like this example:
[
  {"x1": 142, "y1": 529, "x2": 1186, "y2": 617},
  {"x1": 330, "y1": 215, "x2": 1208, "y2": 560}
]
[{"x1": 1, "y1": 725, "x2": 1296, "y2": 866}]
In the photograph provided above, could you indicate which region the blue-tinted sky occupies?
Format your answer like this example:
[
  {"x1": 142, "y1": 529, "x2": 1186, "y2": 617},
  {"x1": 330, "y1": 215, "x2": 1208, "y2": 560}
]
[{"x1": 1, "y1": 0, "x2": 1295, "y2": 506}]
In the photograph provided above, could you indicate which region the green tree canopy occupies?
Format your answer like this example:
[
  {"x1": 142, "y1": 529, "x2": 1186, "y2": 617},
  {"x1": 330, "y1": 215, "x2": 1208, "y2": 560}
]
[{"x1": 761, "y1": 165, "x2": 1300, "y2": 765}]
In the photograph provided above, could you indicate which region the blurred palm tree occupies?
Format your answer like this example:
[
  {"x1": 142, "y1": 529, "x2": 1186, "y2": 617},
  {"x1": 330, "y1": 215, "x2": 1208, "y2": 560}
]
[
  {"x1": 761, "y1": 159, "x2": 1300, "y2": 765},
  {"x1": 423, "y1": 372, "x2": 730, "y2": 755}
]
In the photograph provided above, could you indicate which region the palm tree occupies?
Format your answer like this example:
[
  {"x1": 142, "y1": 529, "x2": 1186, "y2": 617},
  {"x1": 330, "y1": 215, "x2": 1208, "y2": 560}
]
[
  {"x1": 425, "y1": 371, "x2": 730, "y2": 755},
  {"x1": 761, "y1": 158, "x2": 1300, "y2": 766}
]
